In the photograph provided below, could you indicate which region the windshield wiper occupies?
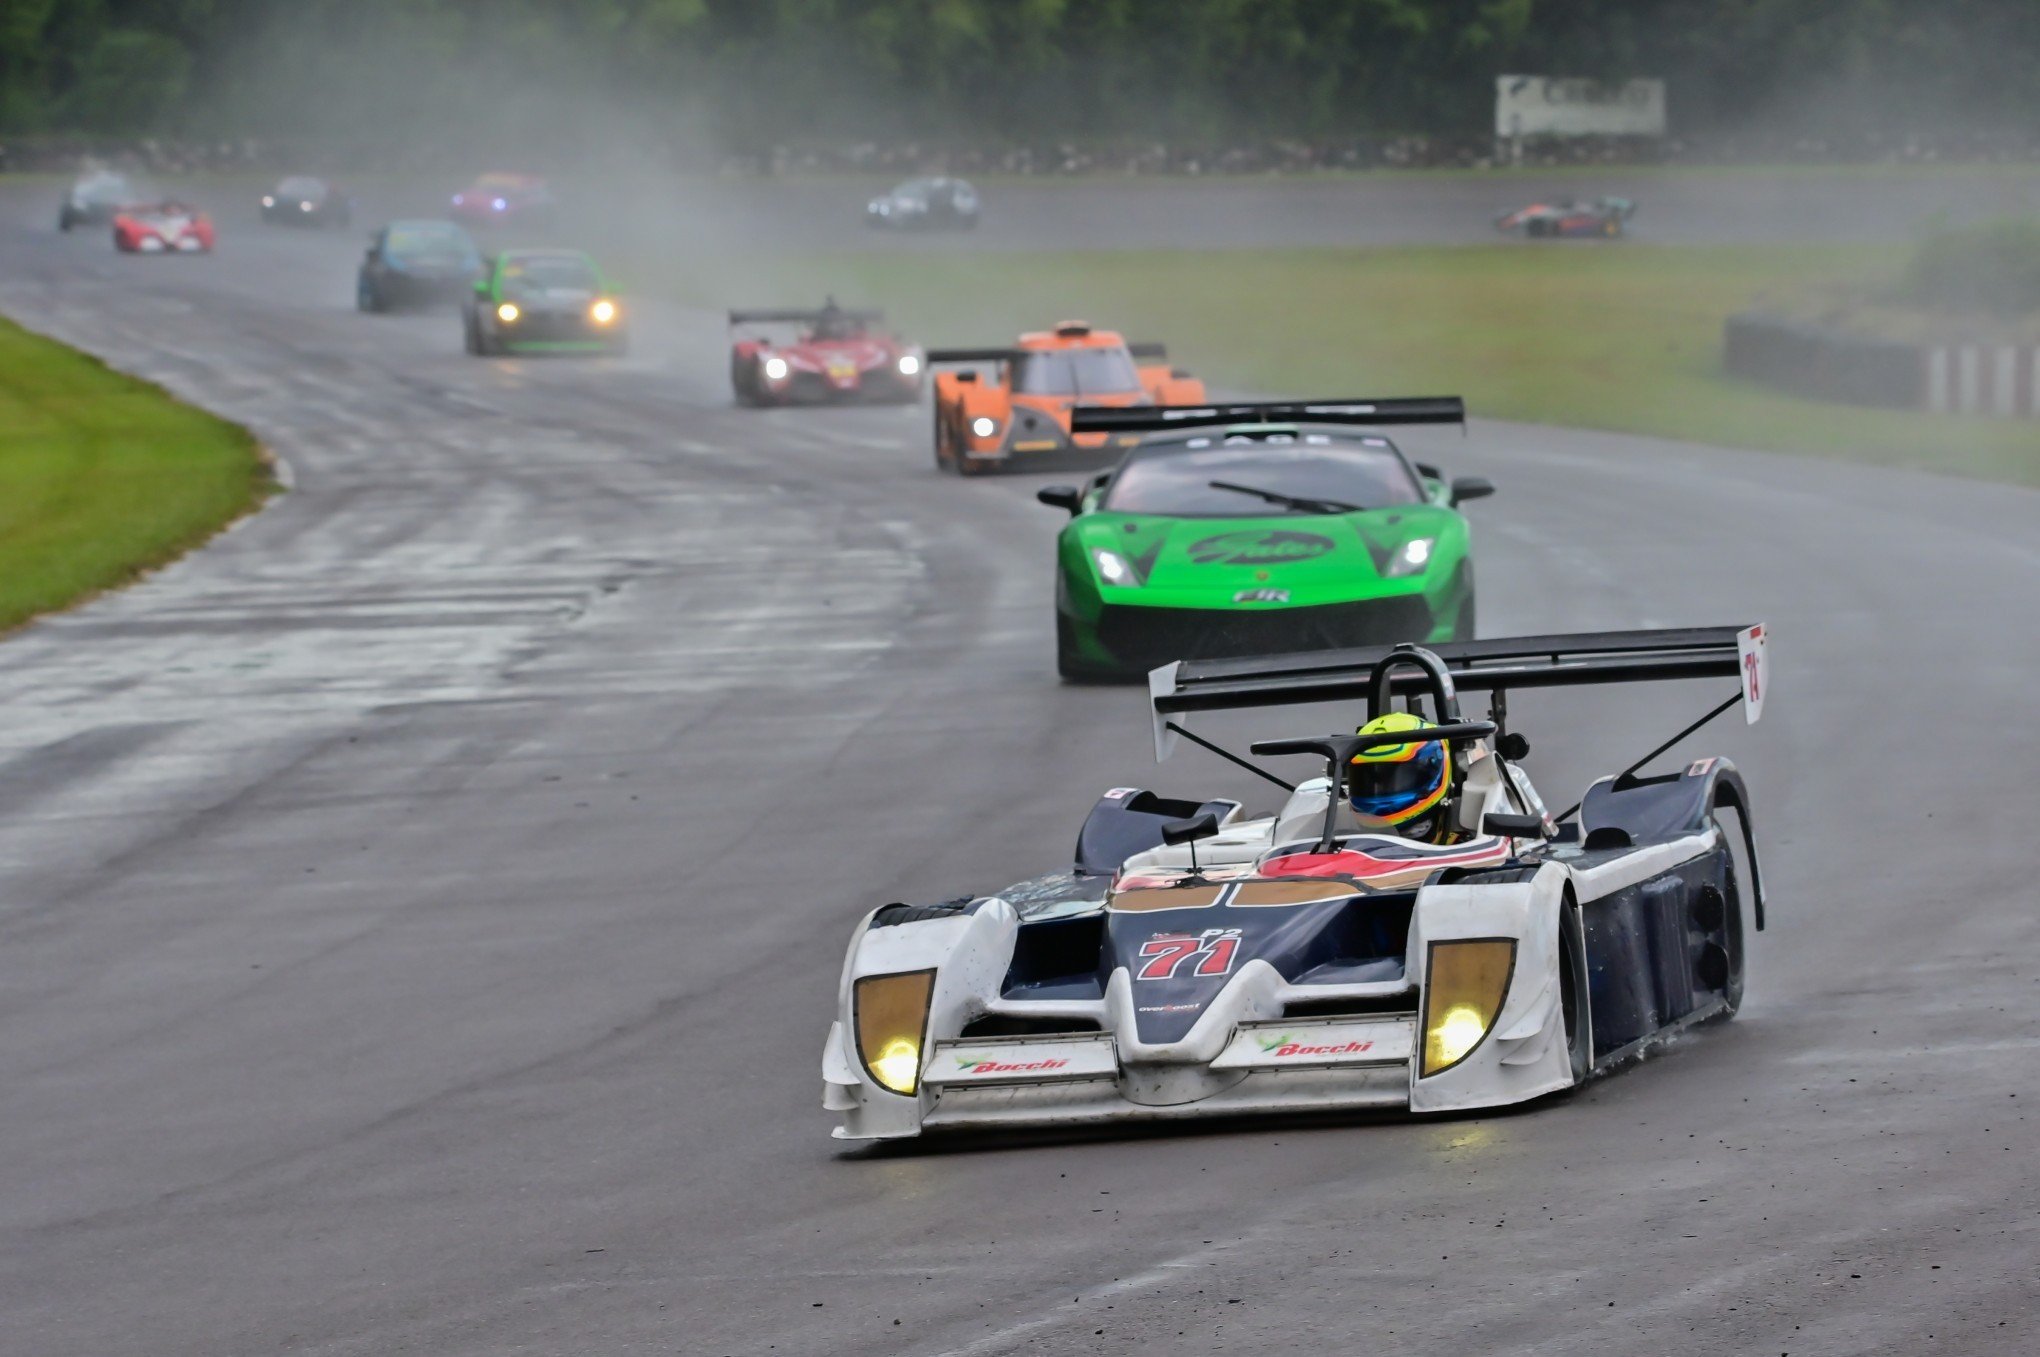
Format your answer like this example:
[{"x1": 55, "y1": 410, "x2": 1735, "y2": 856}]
[{"x1": 1207, "y1": 480, "x2": 1362, "y2": 515}]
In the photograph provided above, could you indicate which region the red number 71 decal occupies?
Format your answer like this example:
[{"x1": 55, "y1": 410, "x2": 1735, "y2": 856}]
[{"x1": 1137, "y1": 928, "x2": 1243, "y2": 981}]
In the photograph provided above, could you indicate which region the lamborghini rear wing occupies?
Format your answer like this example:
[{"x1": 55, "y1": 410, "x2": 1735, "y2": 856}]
[
  {"x1": 1074, "y1": 397, "x2": 1464, "y2": 436},
  {"x1": 730, "y1": 307, "x2": 883, "y2": 326},
  {"x1": 1149, "y1": 626, "x2": 1769, "y2": 758}
]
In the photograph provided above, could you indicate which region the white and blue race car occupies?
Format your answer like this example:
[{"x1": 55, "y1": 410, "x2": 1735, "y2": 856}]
[{"x1": 823, "y1": 626, "x2": 1771, "y2": 1140}]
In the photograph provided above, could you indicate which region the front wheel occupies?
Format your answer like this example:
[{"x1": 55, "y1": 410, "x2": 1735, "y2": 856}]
[
  {"x1": 464, "y1": 312, "x2": 487, "y2": 355},
  {"x1": 357, "y1": 277, "x2": 382, "y2": 313},
  {"x1": 1559, "y1": 903, "x2": 1592, "y2": 1085},
  {"x1": 932, "y1": 406, "x2": 953, "y2": 471}
]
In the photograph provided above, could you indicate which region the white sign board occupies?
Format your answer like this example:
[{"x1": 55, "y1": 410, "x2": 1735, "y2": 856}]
[{"x1": 1496, "y1": 76, "x2": 1667, "y2": 138}]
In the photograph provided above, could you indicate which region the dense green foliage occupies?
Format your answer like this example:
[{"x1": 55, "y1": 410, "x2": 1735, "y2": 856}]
[
  {"x1": 2, "y1": 1, "x2": 2037, "y2": 143},
  {"x1": 0, "y1": 317, "x2": 269, "y2": 632},
  {"x1": 1901, "y1": 217, "x2": 2040, "y2": 316}
]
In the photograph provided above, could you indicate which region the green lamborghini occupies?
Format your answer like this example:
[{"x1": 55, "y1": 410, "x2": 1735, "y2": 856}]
[{"x1": 1036, "y1": 398, "x2": 1492, "y2": 680}]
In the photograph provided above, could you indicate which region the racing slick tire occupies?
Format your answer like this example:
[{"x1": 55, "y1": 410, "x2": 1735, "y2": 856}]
[
  {"x1": 932, "y1": 407, "x2": 953, "y2": 470},
  {"x1": 59, "y1": 208, "x2": 77, "y2": 232},
  {"x1": 1450, "y1": 566, "x2": 1477, "y2": 641},
  {"x1": 464, "y1": 312, "x2": 491, "y2": 356},
  {"x1": 731, "y1": 356, "x2": 761, "y2": 407},
  {"x1": 357, "y1": 278, "x2": 384, "y2": 314},
  {"x1": 1559, "y1": 900, "x2": 1592, "y2": 1086},
  {"x1": 1703, "y1": 805, "x2": 1750, "y2": 1021},
  {"x1": 1055, "y1": 613, "x2": 1111, "y2": 682}
]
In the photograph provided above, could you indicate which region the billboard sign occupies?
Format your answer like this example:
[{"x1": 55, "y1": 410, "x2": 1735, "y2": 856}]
[{"x1": 1496, "y1": 76, "x2": 1667, "y2": 138}]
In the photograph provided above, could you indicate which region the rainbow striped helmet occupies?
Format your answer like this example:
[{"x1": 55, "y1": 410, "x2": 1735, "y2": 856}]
[{"x1": 1348, "y1": 712, "x2": 1452, "y2": 829}]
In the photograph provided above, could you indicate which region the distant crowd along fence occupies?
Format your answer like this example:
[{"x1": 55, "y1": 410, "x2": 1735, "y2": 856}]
[{"x1": 1724, "y1": 313, "x2": 2040, "y2": 419}]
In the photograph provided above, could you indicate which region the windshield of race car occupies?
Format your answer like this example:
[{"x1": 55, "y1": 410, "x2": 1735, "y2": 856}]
[
  {"x1": 500, "y1": 256, "x2": 600, "y2": 297},
  {"x1": 1102, "y1": 438, "x2": 1425, "y2": 516},
  {"x1": 386, "y1": 222, "x2": 476, "y2": 262},
  {"x1": 278, "y1": 177, "x2": 325, "y2": 198},
  {"x1": 1014, "y1": 348, "x2": 1142, "y2": 395}
]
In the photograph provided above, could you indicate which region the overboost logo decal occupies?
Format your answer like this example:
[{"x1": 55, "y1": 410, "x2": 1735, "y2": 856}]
[{"x1": 1187, "y1": 530, "x2": 1335, "y2": 567}]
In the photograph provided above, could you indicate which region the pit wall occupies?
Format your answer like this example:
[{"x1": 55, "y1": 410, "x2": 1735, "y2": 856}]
[{"x1": 1725, "y1": 313, "x2": 2040, "y2": 418}]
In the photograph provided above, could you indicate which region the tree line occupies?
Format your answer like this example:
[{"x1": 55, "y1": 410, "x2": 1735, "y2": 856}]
[{"x1": 4, "y1": 1, "x2": 2036, "y2": 147}]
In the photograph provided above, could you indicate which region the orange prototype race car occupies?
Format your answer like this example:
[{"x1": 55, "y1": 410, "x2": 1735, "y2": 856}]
[{"x1": 927, "y1": 322, "x2": 1205, "y2": 475}]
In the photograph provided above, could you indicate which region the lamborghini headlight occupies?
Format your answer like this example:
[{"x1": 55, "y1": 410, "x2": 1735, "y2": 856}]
[
  {"x1": 853, "y1": 970, "x2": 935, "y2": 1095},
  {"x1": 1385, "y1": 537, "x2": 1436, "y2": 577},
  {"x1": 897, "y1": 353, "x2": 922, "y2": 377},
  {"x1": 1092, "y1": 548, "x2": 1139, "y2": 587},
  {"x1": 970, "y1": 415, "x2": 999, "y2": 439},
  {"x1": 763, "y1": 355, "x2": 790, "y2": 381},
  {"x1": 590, "y1": 299, "x2": 618, "y2": 325},
  {"x1": 496, "y1": 302, "x2": 520, "y2": 323},
  {"x1": 1420, "y1": 939, "x2": 1515, "y2": 1077}
]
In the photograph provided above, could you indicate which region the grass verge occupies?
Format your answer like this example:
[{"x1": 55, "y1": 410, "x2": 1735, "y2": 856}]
[
  {"x1": 674, "y1": 243, "x2": 2039, "y2": 487},
  {"x1": 0, "y1": 316, "x2": 272, "y2": 631}
]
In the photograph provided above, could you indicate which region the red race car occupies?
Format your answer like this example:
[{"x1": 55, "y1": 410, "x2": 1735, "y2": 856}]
[
  {"x1": 449, "y1": 172, "x2": 556, "y2": 229},
  {"x1": 728, "y1": 301, "x2": 925, "y2": 407},
  {"x1": 112, "y1": 201, "x2": 216, "y2": 254}
]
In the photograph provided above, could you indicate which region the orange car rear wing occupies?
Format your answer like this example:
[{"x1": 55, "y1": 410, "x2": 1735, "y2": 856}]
[
  {"x1": 1071, "y1": 396, "x2": 1465, "y2": 435},
  {"x1": 926, "y1": 348, "x2": 1022, "y2": 365}
]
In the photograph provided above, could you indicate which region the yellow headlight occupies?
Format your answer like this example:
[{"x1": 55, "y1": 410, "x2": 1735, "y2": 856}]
[
  {"x1": 854, "y1": 970, "x2": 935, "y2": 1095},
  {"x1": 1420, "y1": 939, "x2": 1516, "y2": 1077},
  {"x1": 591, "y1": 299, "x2": 617, "y2": 325},
  {"x1": 496, "y1": 302, "x2": 520, "y2": 323}
]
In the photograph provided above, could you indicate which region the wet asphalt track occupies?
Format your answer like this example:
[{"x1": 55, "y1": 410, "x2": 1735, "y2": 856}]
[{"x1": 0, "y1": 178, "x2": 2036, "y2": 1356}]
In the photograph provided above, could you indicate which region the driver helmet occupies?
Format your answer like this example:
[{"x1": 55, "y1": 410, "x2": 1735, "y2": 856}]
[{"x1": 1348, "y1": 712, "x2": 1452, "y2": 835}]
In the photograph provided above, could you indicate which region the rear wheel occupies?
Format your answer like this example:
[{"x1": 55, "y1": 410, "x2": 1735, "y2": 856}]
[{"x1": 1703, "y1": 807, "x2": 1750, "y2": 1020}]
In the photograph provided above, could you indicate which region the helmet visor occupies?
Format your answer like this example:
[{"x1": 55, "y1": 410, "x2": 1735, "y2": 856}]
[{"x1": 1349, "y1": 741, "x2": 1445, "y2": 816}]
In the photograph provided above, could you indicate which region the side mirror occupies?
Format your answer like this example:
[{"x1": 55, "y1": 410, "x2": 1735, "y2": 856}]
[
  {"x1": 473, "y1": 279, "x2": 491, "y2": 296},
  {"x1": 1036, "y1": 484, "x2": 1083, "y2": 515},
  {"x1": 1160, "y1": 811, "x2": 1220, "y2": 846},
  {"x1": 1416, "y1": 462, "x2": 1444, "y2": 482},
  {"x1": 1483, "y1": 812, "x2": 1548, "y2": 839},
  {"x1": 1450, "y1": 476, "x2": 1494, "y2": 506}
]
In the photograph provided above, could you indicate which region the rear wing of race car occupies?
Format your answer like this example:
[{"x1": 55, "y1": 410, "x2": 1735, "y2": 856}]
[
  {"x1": 1072, "y1": 397, "x2": 1465, "y2": 436},
  {"x1": 925, "y1": 348, "x2": 1022, "y2": 365},
  {"x1": 929, "y1": 341, "x2": 1174, "y2": 367},
  {"x1": 1152, "y1": 623, "x2": 1769, "y2": 768},
  {"x1": 730, "y1": 307, "x2": 884, "y2": 326}
]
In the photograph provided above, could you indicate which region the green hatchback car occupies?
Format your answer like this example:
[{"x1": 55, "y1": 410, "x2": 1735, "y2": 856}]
[
  {"x1": 1037, "y1": 401, "x2": 1493, "y2": 680},
  {"x1": 463, "y1": 248, "x2": 628, "y2": 356}
]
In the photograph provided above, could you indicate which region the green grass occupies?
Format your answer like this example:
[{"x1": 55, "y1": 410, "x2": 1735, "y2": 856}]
[
  {"x1": 670, "y1": 243, "x2": 2039, "y2": 486},
  {"x1": 0, "y1": 317, "x2": 271, "y2": 631}
]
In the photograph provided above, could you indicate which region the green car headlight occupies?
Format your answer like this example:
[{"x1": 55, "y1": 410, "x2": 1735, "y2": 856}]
[
  {"x1": 1384, "y1": 537, "x2": 1437, "y2": 577},
  {"x1": 1092, "y1": 548, "x2": 1140, "y2": 587}
]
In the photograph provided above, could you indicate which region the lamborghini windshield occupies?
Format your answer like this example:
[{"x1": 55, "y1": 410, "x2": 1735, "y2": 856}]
[
  {"x1": 1102, "y1": 437, "x2": 1424, "y2": 516},
  {"x1": 1014, "y1": 347, "x2": 1141, "y2": 395}
]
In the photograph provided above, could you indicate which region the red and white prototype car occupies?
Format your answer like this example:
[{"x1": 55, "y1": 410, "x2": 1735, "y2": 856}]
[
  {"x1": 112, "y1": 202, "x2": 216, "y2": 254},
  {"x1": 729, "y1": 302, "x2": 925, "y2": 406}
]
